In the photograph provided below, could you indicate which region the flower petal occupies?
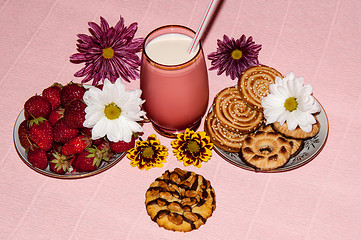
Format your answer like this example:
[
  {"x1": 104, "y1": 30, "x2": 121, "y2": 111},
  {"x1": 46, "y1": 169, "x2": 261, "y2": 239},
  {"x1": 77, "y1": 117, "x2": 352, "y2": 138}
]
[
  {"x1": 82, "y1": 78, "x2": 145, "y2": 142},
  {"x1": 91, "y1": 117, "x2": 109, "y2": 140},
  {"x1": 262, "y1": 71, "x2": 320, "y2": 132}
]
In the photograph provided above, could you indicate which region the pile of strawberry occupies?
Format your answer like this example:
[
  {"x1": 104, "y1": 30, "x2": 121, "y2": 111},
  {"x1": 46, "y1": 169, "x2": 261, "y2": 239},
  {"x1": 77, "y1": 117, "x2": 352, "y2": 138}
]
[{"x1": 18, "y1": 82, "x2": 136, "y2": 175}]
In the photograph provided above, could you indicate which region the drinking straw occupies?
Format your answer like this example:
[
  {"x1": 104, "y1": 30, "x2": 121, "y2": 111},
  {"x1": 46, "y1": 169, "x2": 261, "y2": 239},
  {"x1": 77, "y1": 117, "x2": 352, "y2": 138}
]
[{"x1": 188, "y1": 0, "x2": 220, "y2": 54}]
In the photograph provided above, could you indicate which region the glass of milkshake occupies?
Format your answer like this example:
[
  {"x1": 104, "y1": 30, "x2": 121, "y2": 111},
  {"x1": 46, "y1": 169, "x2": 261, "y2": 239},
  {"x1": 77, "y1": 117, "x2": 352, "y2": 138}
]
[{"x1": 140, "y1": 25, "x2": 209, "y2": 138}]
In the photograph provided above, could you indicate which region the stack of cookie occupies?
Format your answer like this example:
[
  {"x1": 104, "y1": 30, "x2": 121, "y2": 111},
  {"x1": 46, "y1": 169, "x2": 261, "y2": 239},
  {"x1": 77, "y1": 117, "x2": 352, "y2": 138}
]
[
  {"x1": 204, "y1": 65, "x2": 320, "y2": 171},
  {"x1": 205, "y1": 65, "x2": 281, "y2": 153},
  {"x1": 204, "y1": 86, "x2": 263, "y2": 152}
]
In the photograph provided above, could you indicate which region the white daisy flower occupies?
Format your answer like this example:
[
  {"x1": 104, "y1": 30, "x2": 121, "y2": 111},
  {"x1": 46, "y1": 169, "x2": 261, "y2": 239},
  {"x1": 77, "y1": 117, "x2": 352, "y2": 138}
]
[
  {"x1": 261, "y1": 72, "x2": 320, "y2": 133},
  {"x1": 83, "y1": 78, "x2": 146, "y2": 142}
]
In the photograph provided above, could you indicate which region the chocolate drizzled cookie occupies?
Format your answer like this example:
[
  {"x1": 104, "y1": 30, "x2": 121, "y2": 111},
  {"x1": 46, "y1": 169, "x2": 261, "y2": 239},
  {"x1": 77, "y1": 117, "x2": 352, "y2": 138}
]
[{"x1": 145, "y1": 168, "x2": 216, "y2": 232}]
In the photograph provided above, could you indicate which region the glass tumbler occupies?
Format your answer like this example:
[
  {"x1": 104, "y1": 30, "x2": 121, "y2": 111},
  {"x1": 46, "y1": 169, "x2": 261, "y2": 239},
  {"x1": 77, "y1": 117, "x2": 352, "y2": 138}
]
[{"x1": 140, "y1": 25, "x2": 209, "y2": 137}]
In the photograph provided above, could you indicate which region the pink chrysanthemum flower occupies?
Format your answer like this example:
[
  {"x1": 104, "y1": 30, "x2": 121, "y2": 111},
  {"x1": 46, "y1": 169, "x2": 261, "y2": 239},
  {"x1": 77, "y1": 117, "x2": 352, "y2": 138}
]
[
  {"x1": 208, "y1": 35, "x2": 262, "y2": 80},
  {"x1": 70, "y1": 16, "x2": 143, "y2": 85}
]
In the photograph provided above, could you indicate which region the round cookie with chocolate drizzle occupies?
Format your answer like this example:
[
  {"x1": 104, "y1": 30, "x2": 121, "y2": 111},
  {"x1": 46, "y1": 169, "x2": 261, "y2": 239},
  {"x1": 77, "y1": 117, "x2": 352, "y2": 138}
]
[
  {"x1": 237, "y1": 65, "x2": 283, "y2": 111},
  {"x1": 145, "y1": 168, "x2": 216, "y2": 232}
]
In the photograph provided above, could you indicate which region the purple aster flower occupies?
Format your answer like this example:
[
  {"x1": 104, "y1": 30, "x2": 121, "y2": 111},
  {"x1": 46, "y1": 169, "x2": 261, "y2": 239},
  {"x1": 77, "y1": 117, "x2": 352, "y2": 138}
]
[
  {"x1": 208, "y1": 35, "x2": 262, "y2": 80},
  {"x1": 70, "y1": 16, "x2": 144, "y2": 85}
]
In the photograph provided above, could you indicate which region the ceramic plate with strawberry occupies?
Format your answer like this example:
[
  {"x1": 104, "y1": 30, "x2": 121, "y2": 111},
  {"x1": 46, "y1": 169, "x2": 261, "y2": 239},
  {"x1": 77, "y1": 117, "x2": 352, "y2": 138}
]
[{"x1": 13, "y1": 83, "x2": 133, "y2": 179}]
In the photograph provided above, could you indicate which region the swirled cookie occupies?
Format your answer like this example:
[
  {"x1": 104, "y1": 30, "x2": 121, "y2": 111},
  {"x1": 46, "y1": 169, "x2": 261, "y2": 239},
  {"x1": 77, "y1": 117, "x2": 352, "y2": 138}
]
[
  {"x1": 204, "y1": 111, "x2": 248, "y2": 152},
  {"x1": 237, "y1": 65, "x2": 283, "y2": 111},
  {"x1": 213, "y1": 86, "x2": 264, "y2": 134},
  {"x1": 145, "y1": 168, "x2": 216, "y2": 232},
  {"x1": 272, "y1": 117, "x2": 320, "y2": 140},
  {"x1": 258, "y1": 124, "x2": 304, "y2": 157},
  {"x1": 240, "y1": 131, "x2": 292, "y2": 171}
]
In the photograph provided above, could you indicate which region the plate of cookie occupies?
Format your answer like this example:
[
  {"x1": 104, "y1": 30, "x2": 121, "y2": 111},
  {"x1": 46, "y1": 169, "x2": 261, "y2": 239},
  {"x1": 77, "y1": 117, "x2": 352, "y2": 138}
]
[{"x1": 204, "y1": 65, "x2": 329, "y2": 172}]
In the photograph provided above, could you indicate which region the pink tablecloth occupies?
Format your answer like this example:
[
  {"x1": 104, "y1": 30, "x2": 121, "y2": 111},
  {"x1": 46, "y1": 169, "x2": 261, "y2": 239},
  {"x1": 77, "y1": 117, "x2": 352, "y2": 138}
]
[{"x1": 1, "y1": 0, "x2": 361, "y2": 239}]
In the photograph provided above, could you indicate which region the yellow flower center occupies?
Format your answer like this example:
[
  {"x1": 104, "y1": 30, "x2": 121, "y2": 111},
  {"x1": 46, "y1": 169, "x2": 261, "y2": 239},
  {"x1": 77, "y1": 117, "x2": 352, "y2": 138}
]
[
  {"x1": 284, "y1": 97, "x2": 298, "y2": 112},
  {"x1": 187, "y1": 140, "x2": 200, "y2": 153},
  {"x1": 104, "y1": 102, "x2": 121, "y2": 120},
  {"x1": 231, "y1": 49, "x2": 243, "y2": 60},
  {"x1": 102, "y1": 47, "x2": 114, "y2": 59},
  {"x1": 142, "y1": 147, "x2": 154, "y2": 158}
]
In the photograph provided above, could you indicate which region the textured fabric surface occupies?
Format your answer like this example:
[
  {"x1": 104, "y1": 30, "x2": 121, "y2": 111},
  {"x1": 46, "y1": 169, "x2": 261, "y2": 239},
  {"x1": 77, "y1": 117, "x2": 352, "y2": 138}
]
[{"x1": 1, "y1": 0, "x2": 361, "y2": 239}]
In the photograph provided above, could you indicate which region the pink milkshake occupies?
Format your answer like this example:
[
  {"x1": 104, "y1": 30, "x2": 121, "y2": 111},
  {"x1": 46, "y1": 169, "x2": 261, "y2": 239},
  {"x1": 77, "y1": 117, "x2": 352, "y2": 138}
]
[{"x1": 140, "y1": 25, "x2": 209, "y2": 137}]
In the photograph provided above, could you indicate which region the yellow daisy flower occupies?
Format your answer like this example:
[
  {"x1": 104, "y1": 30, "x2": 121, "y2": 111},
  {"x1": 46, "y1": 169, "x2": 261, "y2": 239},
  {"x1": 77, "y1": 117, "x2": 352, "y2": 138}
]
[
  {"x1": 127, "y1": 134, "x2": 168, "y2": 170},
  {"x1": 171, "y1": 129, "x2": 213, "y2": 168}
]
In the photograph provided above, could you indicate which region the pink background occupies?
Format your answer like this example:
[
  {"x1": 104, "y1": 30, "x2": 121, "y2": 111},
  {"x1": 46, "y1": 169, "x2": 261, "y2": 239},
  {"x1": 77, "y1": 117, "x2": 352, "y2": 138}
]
[{"x1": 1, "y1": 0, "x2": 361, "y2": 239}]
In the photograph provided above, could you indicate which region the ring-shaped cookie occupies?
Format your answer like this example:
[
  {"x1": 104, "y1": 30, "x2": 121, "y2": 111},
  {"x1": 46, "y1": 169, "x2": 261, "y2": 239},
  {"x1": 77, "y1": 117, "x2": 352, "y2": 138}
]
[
  {"x1": 240, "y1": 131, "x2": 292, "y2": 171},
  {"x1": 237, "y1": 65, "x2": 283, "y2": 111},
  {"x1": 258, "y1": 124, "x2": 304, "y2": 157}
]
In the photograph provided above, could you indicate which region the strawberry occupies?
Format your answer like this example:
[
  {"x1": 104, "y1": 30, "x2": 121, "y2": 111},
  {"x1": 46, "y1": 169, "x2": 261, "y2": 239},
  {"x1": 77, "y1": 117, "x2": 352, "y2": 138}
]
[
  {"x1": 93, "y1": 137, "x2": 107, "y2": 147},
  {"x1": 80, "y1": 128, "x2": 104, "y2": 145},
  {"x1": 47, "y1": 142, "x2": 63, "y2": 159},
  {"x1": 18, "y1": 120, "x2": 31, "y2": 149},
  {"x1": 97, "y1": 139, "x2": 114, "y2": 161},
  {"x1": 53, "y1": 118, "x2": 79, "y2": 144},
  {"x1": 27, "y1": 147, "x2": 48, "y2": 170},
  {"x1": 61, "y1": 135, "x2": 91, "y2": 156},
  {"x1": 71, "y1": 147, "x2": 103, "y2": 172},
  {"x1": 48, "y1": 108, "x2": 64, "y2": 126},
  {"x1": 109, "y1": 136, "x2": 136, "y2": 153},
  {"x1": 24, "y1": 95, "x2": 52, "y2": 120},
  {"x1": 80, "y1": 127, "x2": 92, "y2": 137},
  {"x1": 63, "y1": 99, "x2": 86, "y2": 129},
  {"x1": 42, "y1": 83, "x2": 62, "y2": 110},
  {"x1": 29, "y1": 117, "x2": 53, "y2": 151},
  {"x1": 68, "y1": 155, "x2": 77, "y2": 168},
  {"x1": 60, "y1": 82, "x2": 86, "y2": 107},
  {"x1": 49, "y1": 151, "x2": 70, "y2": 175}
]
